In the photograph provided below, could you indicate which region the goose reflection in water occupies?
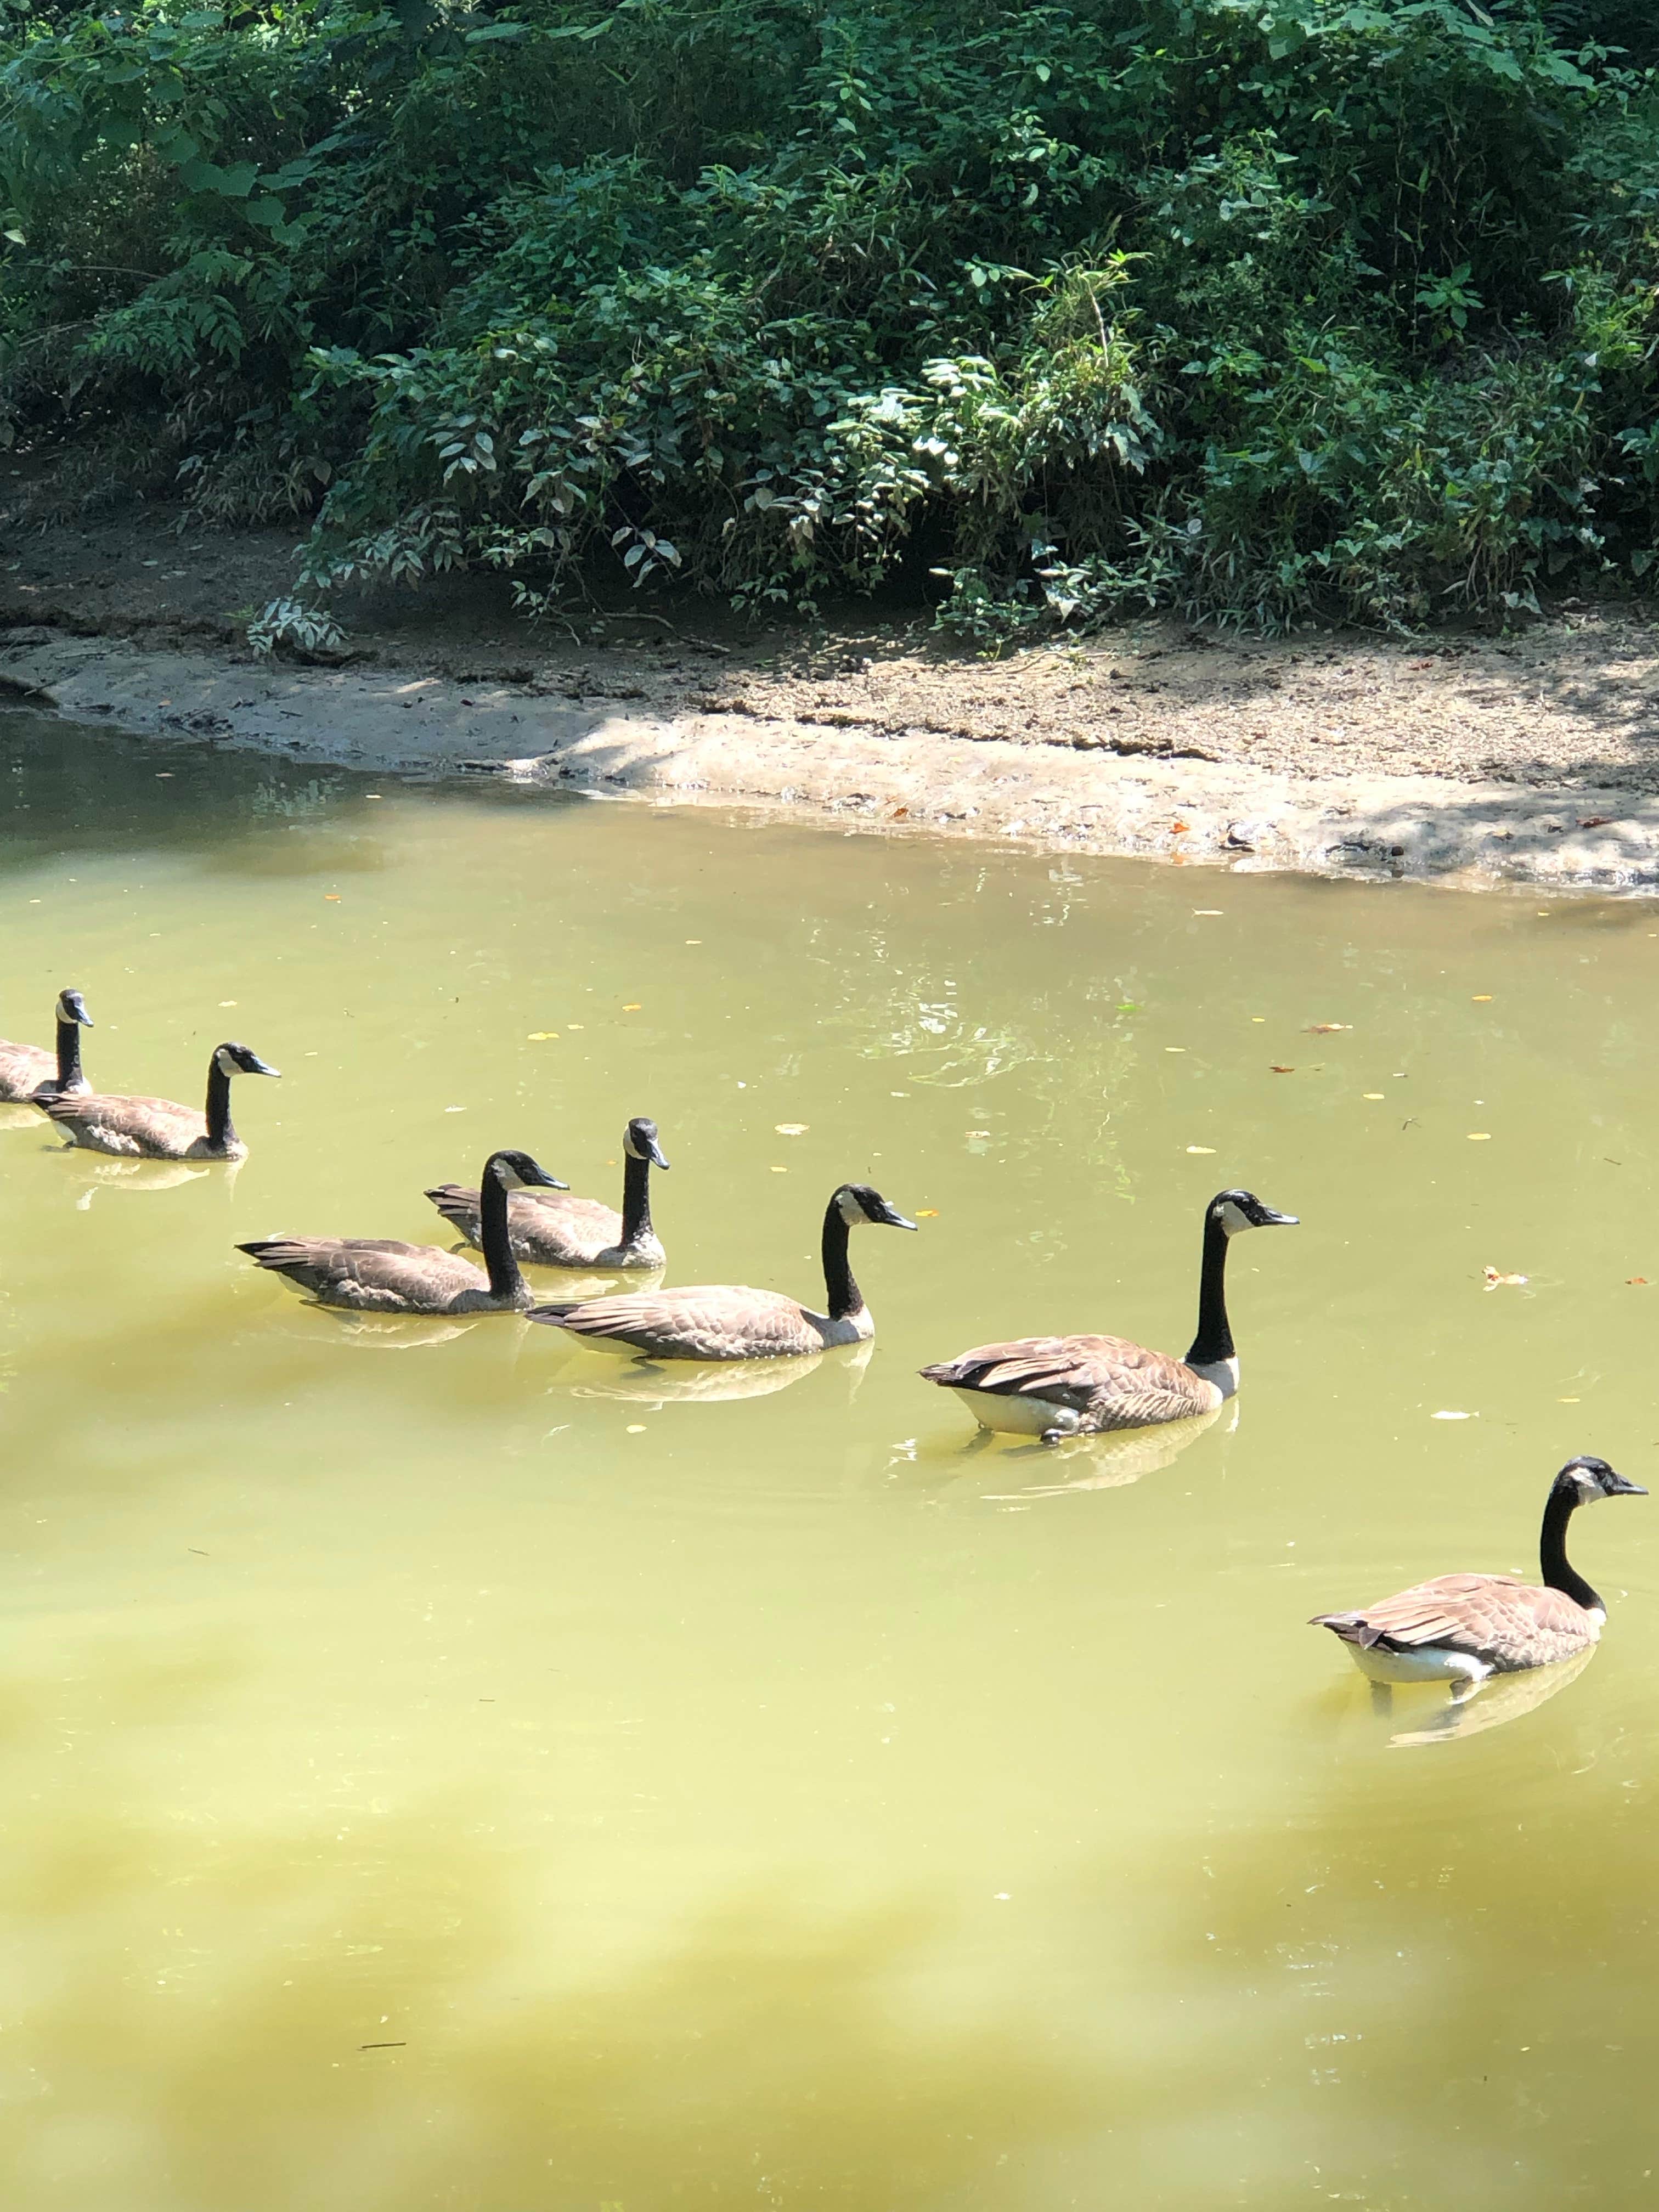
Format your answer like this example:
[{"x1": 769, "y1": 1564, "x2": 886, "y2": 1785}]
[
  {"x1": 1381, "y1": 1642, "x2": 1598, "y2": 1750},
  {"x1": 918, "y1": 1402, "x2": 1228, "y2": 1505},
  {"x1": 268, "y1": 1307, "x2": 483, "y2": 1351},
  {"x1": 65, "y1": 1157, "x2": 216, "y2": 1207},
  {"x1": 571, "y1": 1340, "x2": 873, "y2": 1409}
]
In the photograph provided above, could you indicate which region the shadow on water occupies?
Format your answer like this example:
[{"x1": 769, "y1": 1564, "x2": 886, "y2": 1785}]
[
  {"x1": 1060, "y1": 1657, "x2": 1656, "y2": 2210},
  {"x1": 0, "y1": 1642, "x2": 1094, "y2": 2212},
  {"x1": 0, "y1": 709, "x2": 584, "y2": 882}
]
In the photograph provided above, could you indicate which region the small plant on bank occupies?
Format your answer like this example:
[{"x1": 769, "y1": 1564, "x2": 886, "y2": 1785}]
[{"x1": 246, "y1": 598, "x2": 345, "y2": 663}]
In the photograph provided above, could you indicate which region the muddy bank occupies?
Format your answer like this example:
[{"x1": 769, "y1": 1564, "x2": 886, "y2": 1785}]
[
  {"x1": 10, "y1": 621, "x2": 1659, "y2": 890},
  {"x1": 5, "y1": 481, "x2": 1659, "y2": 887}
]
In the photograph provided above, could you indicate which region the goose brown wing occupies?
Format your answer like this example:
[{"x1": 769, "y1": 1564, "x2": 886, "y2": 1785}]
[
  {"x1": 240, "y1": 1237, "x2": 486, "y2": 1309},
  {"x1": 532, "y1": 1284, "x2": 819, "y2": 1361},
  {"x1": 0, "y1": 1040, "x2": 54, "y2": 1101},
  {"x1": 425, "y1": 1186, "x2": 623, "y2": 1263},
  {"x1": 1331, "y1": 1574, "x2": 1596, "y2": 1668},
  {"x1": 919, "y1": 1333, "x2": 1215, "y2": 1427},
  {"x1": 44, "y1": 1091, "x2": 202, "y2": 1150}
]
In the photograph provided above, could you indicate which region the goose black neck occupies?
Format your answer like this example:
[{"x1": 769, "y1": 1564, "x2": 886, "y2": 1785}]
[
  {"x1": 54, "y1": 1015, "x2": 84, "y2": 1092},
  {"x1": 478, "y1": 1164, "x2": 527, "y2": 1300},
  {"x1": 1184, "y1": 1211, "x2": 1234, "y2": 1367},
  {"x1": 205, "y1": 1059, "x2": 236, "y2": 1152},
  {"x1": 821, "y1": 1200, "x2": 863, "y2": 1322},
  {"x1": 620, "y1": 1152, "x2": 654, "y2": 1249},
  {"x1": 1541, "y1": 1486, "x2": 1602, "y2": 1615}
]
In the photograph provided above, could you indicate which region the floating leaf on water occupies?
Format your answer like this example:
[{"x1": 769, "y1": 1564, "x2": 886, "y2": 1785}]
[
  {"x1": 1362, "y1": 1092, "x2": 1385, "y2": 1100},
  {"x1": 1483, "y1": 1266, "x2": 1528, "y2": 1289},
  {"x1": 1165, "y1": 1046, "x2": 1187, "y2": 1054},
  {"x1": 770, "y1": 1165, "x2": 787, "y2": 1172},
  {"x1": 622, "y1": 1002, "x2": 642, "y2": 1011},
  {"x1": 1193, "y1": 909, "x2": 1223, "y2": 916},
  {"x1": 219, "y1": 1001, "x2": 237, "y2": 1008},
  {"x1": 1186, "y1": 1145, "x2": 1216, "y2": 1155},
  {"x1": 1468, "y1": 1132, "x2": 1492, "y2": 1141},
  {"x1": 625, "y1": 1424, "x2": 647, "y2": 1434},
  {"x1": 774, "y1": 1122, "x2": 809, "y2": 1136},
  {"x1": 1270, "y1": 1064, "x2": 1295, "y2": 1074},
  {"x1": 324, "y1": 893, "x2": 341, "y2": 902},
  {"x1": 527, "y1": 1031, "x2": 558, "y2": 1041},
  {"x1": 1628, "y1": 1277, "x2": 1650, "y2": 1286},
  {"x1": 916, "y1": 1208, "x2": 940, "y2": 1217},
  {"x1": 1431, "y1": 1409, "x2": 1473, "y2": 1420},
  {"x1": 1471, "y1": 994, "x2": 1493, "y2": 1002},
  {"x1": 1306, "y1": 1023, "x2": 1351, "y2": 1034},
  {"x1": 685, "y1": 939, "x2": 702, "y2": 945}
]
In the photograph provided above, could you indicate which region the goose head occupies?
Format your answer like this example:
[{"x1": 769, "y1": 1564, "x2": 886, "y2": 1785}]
[
  {"x1": 1556, "y1": 1454, "x2": 1646, "y2": 1506},
  {"x1": 214, "y1": 1042, "x2": 281, "y2": 1079},
  {"x1": 486, "y1": 1148, "x2": 568, "y2": 1193},
  {"x1": 56, "y1": 989, "x2": 93, "y2": 1028},
  {"x1": 624, "y1": 1116, "x2": 670, "y2": 1170},
  {"x1": 1210, "y1": 1188, "x2": 1297, "y2": 1236},
  {"x1": 834, "y1": 1183, "x2": 917, "y2": 1232}
]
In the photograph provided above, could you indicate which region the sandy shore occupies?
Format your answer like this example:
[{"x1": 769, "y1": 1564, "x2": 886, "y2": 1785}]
[
  {"x1": 4, "y1": 473, "x2": 1659, "y2": 888},
  {"x1": 10, "y1": 620, "x2": 1659, "y2": 890}
]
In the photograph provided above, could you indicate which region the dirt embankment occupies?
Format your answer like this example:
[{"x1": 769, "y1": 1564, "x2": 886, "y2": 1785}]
[{"x1": 7, "y1": 470, "x2": 1659, "y2": 889}]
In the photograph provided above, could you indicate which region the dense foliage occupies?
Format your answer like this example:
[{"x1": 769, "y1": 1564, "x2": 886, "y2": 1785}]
[{"x1": 4, "y1": 0, "x2": 1659, "y2": 635}]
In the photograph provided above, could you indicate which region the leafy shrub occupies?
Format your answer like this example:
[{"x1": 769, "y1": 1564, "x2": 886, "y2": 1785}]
[{"x1": 2, "y1": 0, "x2": 1658, "y2": 634}]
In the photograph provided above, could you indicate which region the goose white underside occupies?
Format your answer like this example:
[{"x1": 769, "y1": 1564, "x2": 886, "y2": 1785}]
[
  {"x1": 1345, "y1": 1643, "x2": 1494, "y2": 1686},
  {"x1": 952, "y1": 1389, "x2": 1083, "y2": 1437}
]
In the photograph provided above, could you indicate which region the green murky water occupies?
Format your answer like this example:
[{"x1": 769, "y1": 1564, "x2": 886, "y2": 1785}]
[{"x1": 3, "y1": 708, "x2": 1658, "y2": 2210}]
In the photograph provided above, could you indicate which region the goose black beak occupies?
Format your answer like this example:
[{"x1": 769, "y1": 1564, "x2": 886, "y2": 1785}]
[
  {"x1": 1612, "y1": 1476, "x2": 1649, "y2": 1497},
  {"x1": 1261, "y1": 1208, "x2": 1299, "y2": 1226},
  {"x1": 522, "y1": 1160, "x2": 570, "y2": 1190},
  {"x1": 247, "y1": 1056, "x2": 281, "y2": 1078},
  {"x1": 646, "y1": 1139, "x2": 670, "y2": 1171},
  {"x1": 883, "y1": 1207, "x2": 919, "y2": 1231}
]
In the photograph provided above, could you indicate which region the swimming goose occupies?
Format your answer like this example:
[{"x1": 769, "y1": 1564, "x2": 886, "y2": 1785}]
[
  {"x1": 527, "y1": 1182, "x2": 917, "y2": 1359},
  {"x1": 919, "y1": 1188, "x2": 1297, "y2": 1443},
  {"x1": 237, "y1": 1149, "x2": 567, "y2": 1315},
  {"x1": 1312, "y1": 1455, "x2": 1646, "y2": 1686},
  {"x1": 43, "y1": 1040, "x2": 279, "y2": 1159},
  {"x1": 425, "y1": 1116, "x2": 669, "y2": 1269},
  {"x1": 0, "y1": 989, "x2": 93, "y2": 1103}
]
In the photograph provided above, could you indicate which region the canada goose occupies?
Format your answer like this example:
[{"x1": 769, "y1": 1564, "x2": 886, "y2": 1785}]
[
  {"x1": 425, "y1": 1115, "x2": 669, "y2": 1269},
  {"x1": 237, "y1": 1149, "x2": 567, "y2": 1315},
  {"x1": 1311, "y1": 1455, "x2": 1646, "y2": 1687},
  {"x1": 43, "y1": 1041, "x2": 279, "y2": 1160},
  {"x1": 528, "y1": 1182, "x2": 917, "y2": 1360},
  {"x1": 919, "y1": 1187, "x2": 1297, "y2": 1443},
  {"x1": 0, "y1": 989, "x2": 93, "y2": 1103}
]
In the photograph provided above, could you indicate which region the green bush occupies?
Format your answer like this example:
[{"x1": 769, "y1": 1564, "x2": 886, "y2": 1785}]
[{"x1": 3, "y1": 0, "x2": 1658, "y2": 634}]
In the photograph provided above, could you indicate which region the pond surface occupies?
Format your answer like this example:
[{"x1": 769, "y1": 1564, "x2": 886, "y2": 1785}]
[{"x1": 3, "y1": 708, "x2": 1658, "y2": 2211}]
